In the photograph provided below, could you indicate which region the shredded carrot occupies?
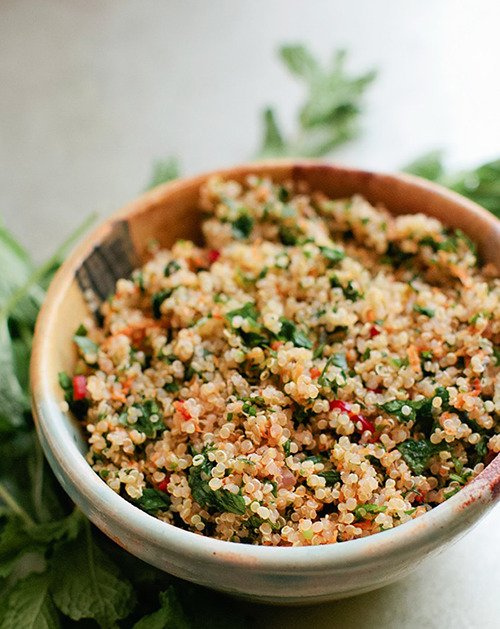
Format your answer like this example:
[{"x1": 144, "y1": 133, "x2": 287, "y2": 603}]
[
  {"x1": 449, "y1": 264, "x2": 473, "y2": 288},
  {"x1": 103, "y1": 318, "x2": 164, "y2": 350},
  {"x1": 471, "y1": 378, "x2": 482, "y2": 396},
  {"x1": 355, "y1": 520, "x2": 373, "y2": 530},
  {"x1": 121, "y1": 376, "x2": 135, "y2": 396},
  {"x1": 271, "y1": 340, "x2": 285, "y2": 351},
  {"x1": 310, "y1": 367, "x2": 321, "y2": 379},
  {"x1": 293, "y1": 363, "x2": 304, "y2": 380},
  {"x1": 110, "y1": 391, "x2": 127, "y2": 404},
  {"x1": 407, "y1": 345, "x2": 421, "y2": 372}
]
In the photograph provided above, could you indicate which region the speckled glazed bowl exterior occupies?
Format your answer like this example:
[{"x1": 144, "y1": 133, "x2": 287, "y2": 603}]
[{"x1": 31, "y1": 160, "x2": 500, "y2": 604}]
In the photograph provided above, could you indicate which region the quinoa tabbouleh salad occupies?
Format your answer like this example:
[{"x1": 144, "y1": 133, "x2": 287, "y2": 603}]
[{"x1": 60, "y1": 175, "x2": 500, "y2": 547}]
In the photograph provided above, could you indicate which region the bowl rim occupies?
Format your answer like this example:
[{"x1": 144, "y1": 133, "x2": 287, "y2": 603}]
[{"x1": 31, "y1": 158, "x2": 500, "y2": 570}]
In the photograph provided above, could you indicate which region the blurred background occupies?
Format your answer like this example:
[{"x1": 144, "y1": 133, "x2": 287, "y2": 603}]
[
  {"x1": 1, "y1": 1, "x2": 499, "y2": 626},
  {"x1": 2, "y1": 0, "x2": 500, "y2": 259}
]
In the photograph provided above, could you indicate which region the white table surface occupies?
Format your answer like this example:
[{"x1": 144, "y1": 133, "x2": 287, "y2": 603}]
[{"x1": 1, "y1": 1, "x2": 499, "y2": 626}]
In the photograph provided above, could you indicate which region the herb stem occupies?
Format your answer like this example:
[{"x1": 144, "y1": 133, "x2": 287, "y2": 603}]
[
  {"x1": 0, "y1": 212, "x2": 97, "y2": 321},
  {"x1": 0, "y1": 481, "x2": 35, "y2": 527}
]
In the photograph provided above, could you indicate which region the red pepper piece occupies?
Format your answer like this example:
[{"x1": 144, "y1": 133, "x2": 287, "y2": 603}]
[
  {"x1": 369, "y1": 326, "x2": 381, "y2": 338},
  {"x1": 352, "y1": 413, "x2": 376, "y2": 433},
  {"x1": 367, "y1": 387, "x2": 383, "y2": 394},
  {"x1": 72, "y1": 375, "x2": 87, "y2": 400},
  {"x1": 158, "y1": 479, "x2": 170, "y2": 493},
  {"x1": 329, "y1": 400, "x2": 352, "y2": 413},
  {"x1": 174, "y1": 400, "x2": 191, "y2": 420},
  {"x1": 208, "y1": 249, "x2": 221, "y2": 263}
]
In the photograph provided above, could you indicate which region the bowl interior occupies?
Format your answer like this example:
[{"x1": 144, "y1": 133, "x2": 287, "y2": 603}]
[{"x1": 41, "y1": 160, "x2": 500, "y2": 440}]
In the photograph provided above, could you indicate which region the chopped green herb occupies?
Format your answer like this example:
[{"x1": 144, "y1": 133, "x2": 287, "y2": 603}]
[
  {"x1": 318, "y1": 352, "x2": 348, "y2": 387},
  {"x1": 73, "y1": 335, "x2": 99, "y2": 357},
  {"x1": 283, "y1": 440, "x2": 292, "y2": 457},
  {"x1": 397, "y1": 439, "x2": 436, "y2": 475},
  {"x1": 318, "y1": 470, "x2": 341, "y2": 486},
  {"x1": 75, "y1": 323, "x2": 88, "y2": 336},
  {"x1": 353, "y1": 503, "x2": 387, "y2": 520},
  {"x1": 188, "y1": 458, "x2": 246, "y2": 516},
  {"x1": 163, "y1": 380, "x2": 180, "y2": 393},
  {"x1": 319, "y1": 246, "x2": 346, "y2": 265},
  {"x1": 329, "y1": 274, "x2": 360, "y2": 300},
  {"x1": 152, "y1": 289, "x2": 174, "y2": 319},
  {"x1": 231, "y1": 213, "x2": 254, "y2": 239},
  {"x1": 413, "y1": 304, "x2": 435, "y2": 317},
  {"x1": 313, "y1": 342, "x2": 326, "y2": 360},
  {"x1": 277, "y1": 317, "x2": 313, "y2": 349},
  {"x1": 133, "y1": 488, "x2": 171, "y2": 515},
  {"x1": 119, "y1": 399, "x2": 164, "y2": 438},
  {"x1": 164, "y1": 260, "x2": 181, "y2": 276}
]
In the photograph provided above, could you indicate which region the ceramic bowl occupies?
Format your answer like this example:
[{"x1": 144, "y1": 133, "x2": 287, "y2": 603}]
[{"x1": 31, "y1": 160, "x2": 500, "y2": 604}]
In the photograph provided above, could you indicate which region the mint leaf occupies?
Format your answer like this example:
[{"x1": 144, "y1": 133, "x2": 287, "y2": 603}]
[
  {"x1": 0, "y1": 510, "x2": 82, "y2": 578},
  {"x1": 280, "y1": 45, "x2": 320, "y2": 80},
  {"x1": 0, "y1": 517, "x2": 41, "y2": 578},
  {"x1": 0, "y1": 320, "x2": 28, "y2": 431},
  {"x1": 256, "y1": 46, "x2": 376, "y2": 158},
  {"x1": 133, "y1": 587, "x2": 192, "y2": 629},
  {"x1": 51, "y1": 526, "x2": 136, "y2": 628},
  {"x1": 147, "y1": 157, "x2": 180, "y2": 190},
  {"x1": 259, "y1": 108, "x2": 286, "y2": 158},
  {"x1": 403, "y1": 150, "x2": 445, "y2": 182},
  {"x1": 403, "y1": 152, "x2": 500, "y2": 220},
  {"x1": 1, "y1": 573, "x2": 60, "y2": 629}
]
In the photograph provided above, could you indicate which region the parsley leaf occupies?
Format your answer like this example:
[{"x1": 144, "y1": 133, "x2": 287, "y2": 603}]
[
  {"x1": 152, "y1": 289, "x2": 174, "y2": 319},
  {"x1": 318, "y1": 352, "x2": 348, "y2": 388},
  {"x1": 231, "y1": 214, "x2": 254, "y2": 239},
  {"x1": 119, "y1": 399, "x2": 164, "y2": 438},
  {"x1": 413, "y1": 304, "x2": 435, "y2": 317},
  {"x1": 133, "y1": 488, "x2": 171, "y2": 515},
  {"x1": 353, "y1": 503, "x2": 387, "y2": 520},
  {"x1": 277, "y1": 318, "x2": 313, "y2": 349},
  {"x1": 225, "y1": 302, "x2": 269, "y2": 348},
  {"x1": 397, "y1": 439, "x2": 437, "y2": 475},
  {"x1": 318, "y1": 470, "x2": 341, "y2": 486},
  {"x1": 188, "y1": 456, "x2": 246, "y2": 516},
  {"x1": 319, "y1": 246, "x2": 346, "y2": 265},
  {"x1": 164, "y1": 260, "x2": 181, "y2": 276}
]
